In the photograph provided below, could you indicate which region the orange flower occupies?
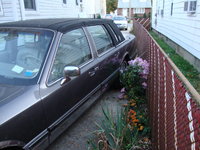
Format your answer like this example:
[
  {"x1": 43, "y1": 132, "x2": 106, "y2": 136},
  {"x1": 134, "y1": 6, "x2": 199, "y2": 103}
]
[
  {"x1": 131, "y1": 103, "x2": 136, "y2": 106},
  {"x1": 123, "y1": 104, "x2": 128, "y2": 107},
  {"x1": 143, "y1": 137, "x2": 149, "y2": 142},
  {"x1": 139, "y1": 126, "x2": 144, "y2": 131}
]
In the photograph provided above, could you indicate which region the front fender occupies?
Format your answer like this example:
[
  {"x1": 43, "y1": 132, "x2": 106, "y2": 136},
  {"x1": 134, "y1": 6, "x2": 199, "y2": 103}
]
[{"x1": 0, "y1": 140, "x2": 25, "y2": 149}]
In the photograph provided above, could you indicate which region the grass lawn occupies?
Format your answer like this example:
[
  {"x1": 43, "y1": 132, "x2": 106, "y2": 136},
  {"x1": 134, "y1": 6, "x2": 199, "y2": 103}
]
[{"x1": 149, "y1": 31, "x2": 200, "y2": 94}]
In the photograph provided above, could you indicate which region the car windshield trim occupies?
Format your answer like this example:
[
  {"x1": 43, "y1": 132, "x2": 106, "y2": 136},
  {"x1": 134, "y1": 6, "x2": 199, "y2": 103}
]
[{"x1": 0, "y1": 27, "x2": 55, "y2": 86}]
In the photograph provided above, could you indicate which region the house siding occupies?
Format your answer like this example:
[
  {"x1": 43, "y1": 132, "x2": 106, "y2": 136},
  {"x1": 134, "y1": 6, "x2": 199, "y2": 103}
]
[
  {"x1": 152, "y1": 0, "x2": 200, "y2": 62},
  {"x1": 0, "y1": 0, "x2": 15, "y2": 23},
  {"x1": 0, "y1": 0, "x2": 106, "y2": 23},
  {"x1": 0, "y1": 0, "x2": 80, "y2": 23},
  {"x1": 22, "y1": 0, "x2": 80, "y2": 20},
  {"x1": 82, "y1": 0, "x2": 106, "y2": 18}
]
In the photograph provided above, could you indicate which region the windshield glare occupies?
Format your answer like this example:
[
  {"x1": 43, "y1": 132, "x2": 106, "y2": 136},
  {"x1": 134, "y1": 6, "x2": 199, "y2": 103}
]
[{"x1": 0, "y1": 28, "x2": 54, "y2": 85}]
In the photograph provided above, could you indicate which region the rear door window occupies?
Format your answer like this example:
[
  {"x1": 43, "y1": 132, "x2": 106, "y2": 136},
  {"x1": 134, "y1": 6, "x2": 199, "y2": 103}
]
[
  {"x1": 107, "y1": 24, "x2": 120, "y2": 44},
  {"x1": 87, "y1": 25, "x2": 113, "y2": 55}
]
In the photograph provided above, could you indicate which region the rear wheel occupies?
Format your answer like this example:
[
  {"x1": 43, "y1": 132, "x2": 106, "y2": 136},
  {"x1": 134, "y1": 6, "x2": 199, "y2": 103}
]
[
  {"x1": 119, "y1": 60, "x2": 128, "y2": 74},
  {"x1": 112, "y1": 60, "x2": 128, "y2": 89}
]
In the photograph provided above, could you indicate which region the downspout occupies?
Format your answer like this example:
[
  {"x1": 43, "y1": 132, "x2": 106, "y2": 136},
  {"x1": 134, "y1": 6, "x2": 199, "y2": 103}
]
[
  {"x1": 129, "y1": 0, "x2": 131, "y2": 18},
  {"x1": 18, "y1": 0, "x2": 25, "y2": 20}
]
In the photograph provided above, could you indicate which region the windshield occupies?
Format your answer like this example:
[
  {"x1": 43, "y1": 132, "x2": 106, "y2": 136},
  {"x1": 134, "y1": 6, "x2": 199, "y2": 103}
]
[
  {"x1": 113, "y1": 16, "x2": 126, "y2": 21},
  {"x1": 0, "y1": 28, "x2": 54, "y2": 85}
]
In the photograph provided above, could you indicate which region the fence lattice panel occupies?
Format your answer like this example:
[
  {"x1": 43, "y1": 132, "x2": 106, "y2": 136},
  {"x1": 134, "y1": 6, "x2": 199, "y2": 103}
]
[{"x1": 133, "y1": 20, "x2": 200, "y2": 150}]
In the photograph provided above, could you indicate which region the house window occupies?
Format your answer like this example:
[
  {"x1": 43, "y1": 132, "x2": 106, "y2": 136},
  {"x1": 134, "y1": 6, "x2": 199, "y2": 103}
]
[
  {"x1": 24, "y1": 0, "x2": 36, "y2": 10},
  {"x1": 63, "y1": 0, "x2": 67, "y2": 4},
  {"x1": 184, "y1": 1, "x2": 197, "y2": 13},
  {"x1": 161, "y1": 9, "x2": 164, "y2": 17},
  {"x1": 184, "y1": 1, "x2": 188, "y2": 11},
  {"x1": 0, "y1": 0, "x2": 3, "y2": 15},
  {"x1": 134, "y1": 8, "x2": 145, "y2": 14},
  {"x1": 76, "y1": 0, "x2": 78, "y2": 5},
  {"x1": 189, "y1": 1, "x2": 197, "y2": 12}
]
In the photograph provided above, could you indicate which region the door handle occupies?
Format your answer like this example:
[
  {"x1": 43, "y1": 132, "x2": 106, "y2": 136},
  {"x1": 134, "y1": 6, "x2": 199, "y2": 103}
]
[
  {"x1": 89, "y1": 66, "x2": 99, "y2": 77},
  {"x1": 94, "y1": 66, "x2": 99, "y2": 71},
  {"x1": 89, "y1": 71, "x2": 95, "y2": 77}
]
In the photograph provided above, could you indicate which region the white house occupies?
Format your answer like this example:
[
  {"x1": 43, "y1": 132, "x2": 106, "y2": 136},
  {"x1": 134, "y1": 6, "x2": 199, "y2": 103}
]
[
  {"x1": 117, "y1": 0, "x2": 151, "y2": 18},
  {"x1": 0, "y1": 0, "x2": 106, "y2": 23},
  {"x1": 152, "y1": 0, "x2": 200, "y2": 71},
  {"x1": 79, "y1": 0, "x2": 106, "y2": 18}
]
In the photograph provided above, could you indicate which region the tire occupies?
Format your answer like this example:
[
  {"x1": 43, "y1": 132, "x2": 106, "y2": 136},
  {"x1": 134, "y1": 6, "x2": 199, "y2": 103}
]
[
  {"x1": 119, "y1": 60, "x2": 128, "y2": 74},
  {"x1": 111, "y1": 60, "x2": 128, "y2": 89}
]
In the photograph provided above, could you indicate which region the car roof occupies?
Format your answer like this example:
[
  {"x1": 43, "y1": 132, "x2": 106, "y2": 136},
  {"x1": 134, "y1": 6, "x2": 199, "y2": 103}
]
[{"x1": 0, "y1": 18, "x2": 113, "y2": 33}]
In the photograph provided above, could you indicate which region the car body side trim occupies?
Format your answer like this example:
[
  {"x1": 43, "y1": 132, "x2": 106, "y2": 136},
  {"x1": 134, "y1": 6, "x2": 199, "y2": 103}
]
[
  {"x1": 23, "y1": 68, "x2": 119, "y2": 149},
  {"x1": 47, "y1": 68, "x2": 119, "y2": 131},
  {"x1": 23, "y1": 129, "x2": 48, "y2": 149}
]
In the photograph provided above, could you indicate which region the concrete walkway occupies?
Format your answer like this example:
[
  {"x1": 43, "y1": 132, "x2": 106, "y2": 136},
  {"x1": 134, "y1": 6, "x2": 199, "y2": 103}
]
[{"x1": 47, "y1": 90, "x2": 127, "y2": 150}]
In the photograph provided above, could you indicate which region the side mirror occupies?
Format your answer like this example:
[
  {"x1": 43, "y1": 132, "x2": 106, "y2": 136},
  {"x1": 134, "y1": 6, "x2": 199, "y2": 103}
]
[{"x1": 61, "y1": 66, "x2": 80, "y2": 85}]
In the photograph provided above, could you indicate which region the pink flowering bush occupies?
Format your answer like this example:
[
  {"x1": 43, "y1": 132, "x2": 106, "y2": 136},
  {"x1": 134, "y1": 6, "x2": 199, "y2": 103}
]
[
  {"x1": 120, "y1": 57, "x2": 149, "y2": 99},
  {"x1": 128, "y1": 57, "x2": 149, "y2": 81}
]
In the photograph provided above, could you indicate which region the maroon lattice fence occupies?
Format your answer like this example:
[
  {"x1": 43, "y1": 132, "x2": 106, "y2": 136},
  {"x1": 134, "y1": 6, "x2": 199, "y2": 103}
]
[
  {"x1": 133, "y1": 20, "x2": 200, "y2": 150},
  {"x1": 134, "y1": 18, "x2": 151, "y2": 31}
]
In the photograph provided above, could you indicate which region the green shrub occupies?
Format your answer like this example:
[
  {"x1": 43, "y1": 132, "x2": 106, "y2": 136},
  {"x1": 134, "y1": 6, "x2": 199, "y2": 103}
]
[
  {"x1": 120, "y1": 58, "x2": 149, "y2": 99},
  {"x1": 87, "y1": 107, "x2": 138, "y2": 150}
]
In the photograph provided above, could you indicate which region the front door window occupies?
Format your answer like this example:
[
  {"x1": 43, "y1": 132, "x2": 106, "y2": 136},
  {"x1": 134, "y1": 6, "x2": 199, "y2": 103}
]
[{"x1": 49, "y1": 28, "x2": 92, "y2": 83}]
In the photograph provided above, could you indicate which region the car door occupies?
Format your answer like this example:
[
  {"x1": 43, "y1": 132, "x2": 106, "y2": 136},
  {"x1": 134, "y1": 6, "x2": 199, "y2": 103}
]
[
  {"x1": 40, "y1": 28, "x2": 100, "y2": 138},
  {"x1": 86, "y1": 25, "x2": 120, "y2": 84}
]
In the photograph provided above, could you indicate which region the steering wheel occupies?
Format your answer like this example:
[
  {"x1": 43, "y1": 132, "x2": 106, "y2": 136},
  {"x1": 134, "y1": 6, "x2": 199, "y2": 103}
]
[{"x1": 24, "y1": 55, "x2": 42, "y2": 68}]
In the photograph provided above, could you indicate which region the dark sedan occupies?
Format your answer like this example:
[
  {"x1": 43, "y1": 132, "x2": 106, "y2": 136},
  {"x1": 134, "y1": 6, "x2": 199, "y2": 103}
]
[{"x1": 0, "y1": 18, "x2": 135, "y2": 150}]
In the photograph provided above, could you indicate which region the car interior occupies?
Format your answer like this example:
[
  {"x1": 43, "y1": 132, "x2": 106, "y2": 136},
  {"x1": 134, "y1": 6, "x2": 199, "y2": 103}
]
[{"x1": 0, "y1": 30, "x2": 51, "y2": 79}]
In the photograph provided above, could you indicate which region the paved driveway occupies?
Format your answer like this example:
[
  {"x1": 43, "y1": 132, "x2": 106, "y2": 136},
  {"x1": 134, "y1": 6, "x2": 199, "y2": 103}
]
[{"x1": 47, "y1": 89, "x2": 126, "y2": 150}]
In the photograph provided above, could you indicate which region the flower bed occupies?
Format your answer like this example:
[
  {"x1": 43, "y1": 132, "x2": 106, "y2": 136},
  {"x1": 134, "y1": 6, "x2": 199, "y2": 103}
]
[{"x1": 88, "y1": 58, "x2": 151, "y2": 150}]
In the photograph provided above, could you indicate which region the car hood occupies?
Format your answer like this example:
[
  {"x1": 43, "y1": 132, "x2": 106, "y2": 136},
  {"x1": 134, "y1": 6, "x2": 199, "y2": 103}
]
[
  {"x1": 0, "y1": 85, "x2": 26, "y2": 103},
  {"x1": 114, "y1": 20, "x2": 127, "y2": 24}
]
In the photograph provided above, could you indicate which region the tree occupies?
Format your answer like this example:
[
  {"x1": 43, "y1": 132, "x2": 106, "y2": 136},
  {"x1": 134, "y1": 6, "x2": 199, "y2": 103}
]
[
  {"x1": 106, "y1": 0, "x2": 118, "y2": 13},
  {"x1": 143, "y1": 13, "x2": 147, "y2": 18}
]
